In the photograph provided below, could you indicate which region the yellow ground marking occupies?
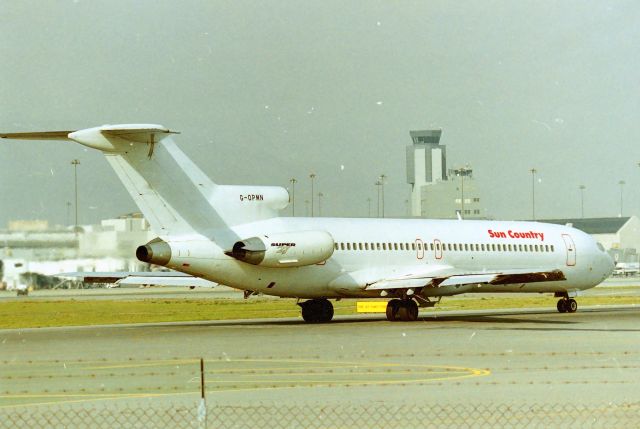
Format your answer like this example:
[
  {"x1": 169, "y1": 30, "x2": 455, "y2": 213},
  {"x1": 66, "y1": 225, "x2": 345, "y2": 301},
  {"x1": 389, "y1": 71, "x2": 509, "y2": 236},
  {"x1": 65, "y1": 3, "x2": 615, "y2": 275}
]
[
  {"x1": 0, "y1": 365, "x2": 490, "y2": 409},
  {"x1": 88, "y1": 357, "x2": 481, "y2": 371},
  {"x1": 356, "y1": 301, "x2": 388, "y2": 313},
  {"x1": 0, "y1": 392, "x2": 173, "y2": 410},
  {"x1": 0, "y1": 393, "x2": 146, "y2": 399},
  {"x1": 224, "y1": 370, "x2": 469, "y2": 377},
  {"x1": 1, "y1": 357, "x2": 490, "y2": 409},
  {"x1": 89, "y1": 358, "x2": 199, "y2": 370}
]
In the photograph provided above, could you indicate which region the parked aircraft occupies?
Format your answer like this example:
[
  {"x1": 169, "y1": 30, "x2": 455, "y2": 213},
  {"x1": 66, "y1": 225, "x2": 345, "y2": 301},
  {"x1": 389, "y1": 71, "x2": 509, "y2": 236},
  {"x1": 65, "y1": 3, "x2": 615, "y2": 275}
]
[{"x1": 1, "y1": 125, "x2": 614, "y2": 322}]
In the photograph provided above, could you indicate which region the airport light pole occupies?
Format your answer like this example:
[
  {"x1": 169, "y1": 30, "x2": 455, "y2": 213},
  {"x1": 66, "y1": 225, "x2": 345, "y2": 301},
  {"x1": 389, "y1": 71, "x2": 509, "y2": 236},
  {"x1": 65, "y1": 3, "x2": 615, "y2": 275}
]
[
  {"x1": 619, "y1": 180, "x2": 625, "y2": 217},
  {"x1": 289, "y1": 178, "x2": 297, "y2": 216},
  {"x1": 579, "y1": 185, "x2": 586, "y2": 218},
  {"x1": 309, "y1": 173, "x2": 316, "y2": 217},
  {"x1": 379, "y1": 174, "x2": 386, "y2": 218},
  {"x1": 71, "y1": 159, "x2": 80, "y2": 234},
  {"x1": 530, "y1": 168, "x2": 537, "y2": 220},
  {"x1": 318, "y1": 192, "x2": 324, "y2": 217},
  {"x1": 66, "y1": 201, "x2": 72, "y2": 226},
  {"x1": 375, "y1": 180, "x2": 382, "y2": 217},
  {"x1": 453, "y1": 167, "x2": 472, "y2": 219}
]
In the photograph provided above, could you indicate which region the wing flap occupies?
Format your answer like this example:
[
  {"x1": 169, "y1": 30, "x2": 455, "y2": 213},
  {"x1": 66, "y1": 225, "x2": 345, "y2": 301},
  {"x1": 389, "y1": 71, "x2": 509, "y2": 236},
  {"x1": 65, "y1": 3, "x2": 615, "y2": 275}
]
[
  {"x1": 439, "y1": 274, "x2": 497, "y2": 287},
  {"x1": 365, "y1": 278, "x2": 433, "y2": 291},
  {"x1": 364, "y1": 265, "x2": 457, "y2": 291},
  {"x1": 490, "y1": 269, "x2": 565, "y2": 284},
  {"x1": 364, "y1": 267, "x2": 566, "y2": 292}
]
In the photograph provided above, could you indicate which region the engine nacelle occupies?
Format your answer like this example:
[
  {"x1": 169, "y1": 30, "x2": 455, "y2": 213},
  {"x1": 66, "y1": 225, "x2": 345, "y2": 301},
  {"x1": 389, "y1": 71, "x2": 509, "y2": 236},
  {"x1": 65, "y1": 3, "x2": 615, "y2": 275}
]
[{"x1": 228, "y1": 231, "x2": 334, "y2": 267}]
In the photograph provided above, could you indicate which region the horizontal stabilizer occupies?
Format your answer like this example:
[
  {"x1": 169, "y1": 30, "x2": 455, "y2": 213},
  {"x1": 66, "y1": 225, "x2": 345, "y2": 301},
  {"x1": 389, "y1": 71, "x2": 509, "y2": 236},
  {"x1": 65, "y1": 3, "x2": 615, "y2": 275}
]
[
  {"x1": 0, "y1": 130, "x2": 74, "y2": 140},
  {"x1": 1, "y1": 124, "x2": 179, "y2": 147},
  {"x1": 98, "y1": 124, "x2": 180, "y2": 143}
]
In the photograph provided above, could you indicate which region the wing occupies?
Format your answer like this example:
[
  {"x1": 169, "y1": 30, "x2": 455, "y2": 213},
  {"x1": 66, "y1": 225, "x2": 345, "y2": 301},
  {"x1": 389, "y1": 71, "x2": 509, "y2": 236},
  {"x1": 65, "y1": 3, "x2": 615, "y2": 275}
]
[
  {"x1": 364, "y1": 266, "x2": 565, "y2": 292},
  {"x1": 58, "y1": 271, "x2": 218, "y2": 288}
]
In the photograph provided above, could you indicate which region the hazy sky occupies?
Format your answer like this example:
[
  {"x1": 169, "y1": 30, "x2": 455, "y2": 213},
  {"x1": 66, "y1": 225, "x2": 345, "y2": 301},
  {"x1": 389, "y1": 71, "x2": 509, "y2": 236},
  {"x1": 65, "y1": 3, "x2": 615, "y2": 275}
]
[{"x1": 1, "y1": 1, "x2": 639, "y2": 228}]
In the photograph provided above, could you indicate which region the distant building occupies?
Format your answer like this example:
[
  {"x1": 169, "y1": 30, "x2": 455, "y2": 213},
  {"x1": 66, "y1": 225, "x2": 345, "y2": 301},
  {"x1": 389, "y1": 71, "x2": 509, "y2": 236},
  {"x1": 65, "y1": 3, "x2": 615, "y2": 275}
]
[
  {"x1": 406, "y1": 129, "x2": 486, "y2": 219},
  {"x1": 8, "y1": 220, "x2": 49, "y2": 232},
  {"x1": 1, "y1": 214, "x2": 154, "y2": 287},
  {"x1": 540, "y1": 216, "x2": 640, "y2": 263},
  {"x1": 79, "y1": 216, "x2": 152, "y2": 258}
]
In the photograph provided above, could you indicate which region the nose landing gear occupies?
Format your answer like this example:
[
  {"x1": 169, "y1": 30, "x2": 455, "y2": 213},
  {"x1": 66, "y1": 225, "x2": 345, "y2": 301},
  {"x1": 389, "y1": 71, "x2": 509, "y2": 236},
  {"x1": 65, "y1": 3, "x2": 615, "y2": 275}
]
[{"x1": 556, "y1": 297, "x2": 577, "y2": 313}]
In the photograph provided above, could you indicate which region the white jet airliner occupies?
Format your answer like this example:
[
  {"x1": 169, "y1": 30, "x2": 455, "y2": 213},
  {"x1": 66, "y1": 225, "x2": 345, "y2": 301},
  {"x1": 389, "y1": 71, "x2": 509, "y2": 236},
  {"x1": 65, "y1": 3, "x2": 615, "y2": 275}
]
[{"x1": 1, "y1": 124, "x2": 614, "y2": 322}]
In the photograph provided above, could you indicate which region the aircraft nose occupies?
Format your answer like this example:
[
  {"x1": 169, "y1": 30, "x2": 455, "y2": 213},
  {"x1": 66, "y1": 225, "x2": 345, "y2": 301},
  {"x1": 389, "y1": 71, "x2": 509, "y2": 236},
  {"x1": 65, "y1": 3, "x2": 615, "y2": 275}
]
[{"x1": 601, "y1": 252, "x2": 615, "y2": 276}]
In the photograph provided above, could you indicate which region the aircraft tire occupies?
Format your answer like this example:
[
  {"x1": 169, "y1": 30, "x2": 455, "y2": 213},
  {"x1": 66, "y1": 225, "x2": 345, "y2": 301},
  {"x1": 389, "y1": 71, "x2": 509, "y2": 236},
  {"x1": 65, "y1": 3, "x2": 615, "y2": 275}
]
[
  {"x1": 567, "y1": 299, "x2": 578, "y2": 313},
  {"x1": 386, "y1": 299, "x2": 401, "y2": 321},
  {"x1": 318, "y1": 299, "x2": 334, "y2": 322},
  {"x1": 556, "y1": 299, "x2": 567, "y2": 313},
  {"x1": 300, "y1": 299, "x2": 333, "y2": 323},
  {"x1": 398, "y1": 300, "x2": 419, "y2": 322}
]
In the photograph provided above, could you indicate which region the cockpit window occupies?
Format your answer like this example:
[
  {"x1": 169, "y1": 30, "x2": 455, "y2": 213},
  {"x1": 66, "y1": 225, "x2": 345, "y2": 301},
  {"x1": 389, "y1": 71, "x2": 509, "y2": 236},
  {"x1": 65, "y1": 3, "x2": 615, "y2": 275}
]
[{"x1": 597, "y1": 242, "x2": 605, "y2": 252}]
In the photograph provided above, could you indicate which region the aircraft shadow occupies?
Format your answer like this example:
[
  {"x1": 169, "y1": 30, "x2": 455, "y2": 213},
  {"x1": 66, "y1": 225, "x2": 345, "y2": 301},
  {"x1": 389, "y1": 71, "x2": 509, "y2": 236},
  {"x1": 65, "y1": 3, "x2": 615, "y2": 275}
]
[
  {"x1": 147, "y1": 313, "x2": 572, "y2": 328},
  {"x1": 125, "y1": 305, "x2": 639, "y2": 329}
]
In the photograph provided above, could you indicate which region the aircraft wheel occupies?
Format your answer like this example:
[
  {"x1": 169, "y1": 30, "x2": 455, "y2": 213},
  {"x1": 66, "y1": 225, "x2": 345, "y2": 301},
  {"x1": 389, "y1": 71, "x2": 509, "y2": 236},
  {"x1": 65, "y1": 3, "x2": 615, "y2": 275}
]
[
  {"x1": 556, "y1": 299, "x2": 567, "y2": 313},
  {"x1": 398, "y1": 300, "x2": 419, "y2": 322},
  {"x1": 567, "y1": 299, "x2": 578, "y2": 313},
  {"x1": 386, "y1": 299, "x2": 401, "y2": 321},
  {"x1": 406, "y1": 300, "x2": 419, "y2": 321},
  {"x1": 300, "y1": 303, "x2": 317, "y2": 323},
  {"x1": 317, "y1": 299, "x2": 334, "y2": 322},
  {"x1": 300, "y1": 299, "x2": 333, "y2": 323}
]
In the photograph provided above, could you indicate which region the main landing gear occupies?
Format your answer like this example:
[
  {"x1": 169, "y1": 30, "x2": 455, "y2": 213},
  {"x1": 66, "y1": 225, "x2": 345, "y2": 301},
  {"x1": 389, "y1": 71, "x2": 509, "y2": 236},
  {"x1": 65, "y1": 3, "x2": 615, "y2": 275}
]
[
  {"x1": 299, "y1": 298, "x2": 334, "y2": 323},
  {"x1": 386, "y1": 299, "x2": 419, "y2": 322},
  {"x1": 556, "y1": 297, "x2": 578, "y2": 313}
]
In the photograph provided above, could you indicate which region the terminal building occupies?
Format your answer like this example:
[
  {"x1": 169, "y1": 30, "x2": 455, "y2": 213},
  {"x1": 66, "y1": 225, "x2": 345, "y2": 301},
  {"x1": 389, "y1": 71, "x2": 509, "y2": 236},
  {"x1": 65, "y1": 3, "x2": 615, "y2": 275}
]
[
  {"x1": 0, "y1": 214, "x2": 154, "y2": 289},
  {"x1": 406, "y1": 129, "x2": 486, "y2": 219},
  {"x1": 540, "y1": 216, "x2": 640, "y2": 264}
]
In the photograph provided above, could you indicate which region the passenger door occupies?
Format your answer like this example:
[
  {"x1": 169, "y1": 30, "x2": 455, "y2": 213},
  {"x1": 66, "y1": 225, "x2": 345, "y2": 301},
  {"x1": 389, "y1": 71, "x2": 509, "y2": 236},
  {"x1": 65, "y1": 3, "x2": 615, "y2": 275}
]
[
  {"x1": 561, "y1": 234, "x2": 576, "y2": 266},
  {"x1": 433, "y1": 239, "x2": 443, "y2": 260}
]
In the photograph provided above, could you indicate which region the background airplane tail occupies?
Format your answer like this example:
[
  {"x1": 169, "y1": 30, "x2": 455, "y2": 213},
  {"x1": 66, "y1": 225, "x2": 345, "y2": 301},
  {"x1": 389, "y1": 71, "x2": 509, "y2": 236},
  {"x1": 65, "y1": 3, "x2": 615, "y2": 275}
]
[{"x1": 1, "y1": 124, "x2": 289, "y2": 237}]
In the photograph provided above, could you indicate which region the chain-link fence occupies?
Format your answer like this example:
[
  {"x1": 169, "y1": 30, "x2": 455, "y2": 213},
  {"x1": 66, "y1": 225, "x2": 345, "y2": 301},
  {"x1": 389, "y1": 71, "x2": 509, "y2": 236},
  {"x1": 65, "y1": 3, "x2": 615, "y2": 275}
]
[{"x1": 2, "y1": 401, "x2": 640, "y2": 428}]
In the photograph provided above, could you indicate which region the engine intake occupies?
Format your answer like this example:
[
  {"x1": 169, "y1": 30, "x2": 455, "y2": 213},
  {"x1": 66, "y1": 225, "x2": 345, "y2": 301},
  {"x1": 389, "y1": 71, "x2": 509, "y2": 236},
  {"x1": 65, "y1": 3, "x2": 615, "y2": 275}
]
[
  {"x1": 136, "y1": 238, "x2": 172, "y2": 265},
  {"x1": 228, "y1": 231, "x2": 334, "y2": 267}
]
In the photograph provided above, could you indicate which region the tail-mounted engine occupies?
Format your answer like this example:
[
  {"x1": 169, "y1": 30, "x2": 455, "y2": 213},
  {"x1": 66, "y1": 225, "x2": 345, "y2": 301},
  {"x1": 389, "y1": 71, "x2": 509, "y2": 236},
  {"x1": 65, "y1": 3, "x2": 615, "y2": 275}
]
[{"x1": 227, "y1": 231, "x2": 334, "y2": 267}]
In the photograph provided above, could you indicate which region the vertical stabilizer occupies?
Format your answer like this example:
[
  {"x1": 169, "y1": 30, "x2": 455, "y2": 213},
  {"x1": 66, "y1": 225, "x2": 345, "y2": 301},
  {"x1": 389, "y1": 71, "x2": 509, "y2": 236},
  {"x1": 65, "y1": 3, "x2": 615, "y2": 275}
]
[{"x1": 1, "y1": 124, "x2": 289, "y2": 237}]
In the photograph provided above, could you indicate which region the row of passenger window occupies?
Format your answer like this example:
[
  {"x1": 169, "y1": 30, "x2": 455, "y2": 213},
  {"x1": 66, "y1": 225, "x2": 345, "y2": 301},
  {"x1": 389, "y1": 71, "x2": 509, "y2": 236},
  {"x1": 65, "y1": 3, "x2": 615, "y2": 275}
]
[{"x1": 334, "y1": 241, "x2": 555, "y2": 253}]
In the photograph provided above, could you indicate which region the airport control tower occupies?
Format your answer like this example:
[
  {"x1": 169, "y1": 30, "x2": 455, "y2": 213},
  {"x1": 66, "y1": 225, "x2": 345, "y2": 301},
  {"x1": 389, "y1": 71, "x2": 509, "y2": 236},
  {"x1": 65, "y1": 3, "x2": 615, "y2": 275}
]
[
  {"x1": 406, "y1": 130, "x2": 447, "y2": 216},
  {"x1": 406, "y1": 129, "x2": 485, "y2": 219}
]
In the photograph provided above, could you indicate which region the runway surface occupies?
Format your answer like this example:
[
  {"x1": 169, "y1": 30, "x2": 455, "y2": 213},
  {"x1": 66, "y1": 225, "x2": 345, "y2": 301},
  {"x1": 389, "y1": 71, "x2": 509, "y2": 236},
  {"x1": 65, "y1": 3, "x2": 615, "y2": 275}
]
[{"x1": 1, "y1": 305, "x2": 639, "y2": 411}]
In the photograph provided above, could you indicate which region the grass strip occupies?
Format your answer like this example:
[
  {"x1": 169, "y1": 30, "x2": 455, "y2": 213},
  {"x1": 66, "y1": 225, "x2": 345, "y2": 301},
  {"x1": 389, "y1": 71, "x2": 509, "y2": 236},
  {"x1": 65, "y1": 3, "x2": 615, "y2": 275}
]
[{"x1": 1, "y1": 295, "x2": 638, "y2": 329}]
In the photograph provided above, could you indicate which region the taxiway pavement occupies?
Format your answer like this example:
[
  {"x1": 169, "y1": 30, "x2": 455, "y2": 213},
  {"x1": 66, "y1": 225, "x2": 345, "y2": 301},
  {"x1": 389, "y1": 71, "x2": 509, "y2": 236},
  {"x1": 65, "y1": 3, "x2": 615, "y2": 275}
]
[{"x1": 1, "y1": 305, "x2": 639, "y2": 410}]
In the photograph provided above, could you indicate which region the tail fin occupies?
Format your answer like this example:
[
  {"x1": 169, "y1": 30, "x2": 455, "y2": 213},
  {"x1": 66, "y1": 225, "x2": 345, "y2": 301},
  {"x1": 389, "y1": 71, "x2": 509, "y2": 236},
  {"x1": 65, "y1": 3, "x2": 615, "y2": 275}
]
[{"x1": 2, "y1": 124, "x2": 288, "y2": 236}]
